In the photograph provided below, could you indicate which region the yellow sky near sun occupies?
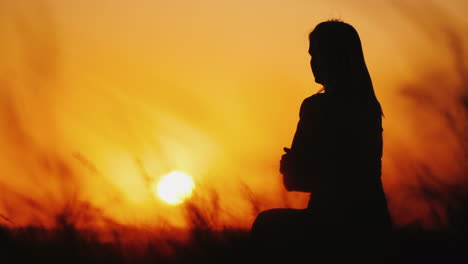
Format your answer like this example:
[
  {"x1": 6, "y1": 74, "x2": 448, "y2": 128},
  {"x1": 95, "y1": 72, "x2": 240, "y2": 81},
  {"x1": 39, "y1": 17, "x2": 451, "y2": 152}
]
[{"x1": 0, "y1": 0, "x2": 467, "y2": 228}]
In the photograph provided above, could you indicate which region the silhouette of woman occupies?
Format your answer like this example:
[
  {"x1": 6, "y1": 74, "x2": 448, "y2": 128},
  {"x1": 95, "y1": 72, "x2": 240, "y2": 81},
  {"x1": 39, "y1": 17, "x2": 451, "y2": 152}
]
[{"x1": 251, "y1": 20, "x2": 392, "y2": 259}]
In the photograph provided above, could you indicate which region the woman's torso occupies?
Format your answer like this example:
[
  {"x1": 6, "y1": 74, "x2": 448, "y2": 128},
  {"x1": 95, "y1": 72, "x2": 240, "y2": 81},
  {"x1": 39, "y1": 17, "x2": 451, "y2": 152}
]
[{"x1": 299, "y1": 93, "x2": 391, "y2": 230}]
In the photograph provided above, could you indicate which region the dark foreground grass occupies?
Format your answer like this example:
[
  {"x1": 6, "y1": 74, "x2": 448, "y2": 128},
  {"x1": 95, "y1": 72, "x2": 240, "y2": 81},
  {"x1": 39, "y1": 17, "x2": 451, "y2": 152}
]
[{"x1": 1, "y1": 224, "x2": 467, "y2": 264}]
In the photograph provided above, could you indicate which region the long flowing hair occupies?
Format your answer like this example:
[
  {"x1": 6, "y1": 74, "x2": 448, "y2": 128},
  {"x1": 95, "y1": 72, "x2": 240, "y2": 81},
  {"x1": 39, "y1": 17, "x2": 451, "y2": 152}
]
[{"x1": 309, "y1": 20, "x2": 383, "y2": 117}]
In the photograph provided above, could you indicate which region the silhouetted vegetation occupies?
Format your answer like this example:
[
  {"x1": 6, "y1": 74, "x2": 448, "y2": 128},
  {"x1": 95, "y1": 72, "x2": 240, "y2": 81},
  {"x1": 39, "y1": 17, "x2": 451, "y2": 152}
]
[{"x1": 1, "y1": 206, "x2": 467, "y2": 264}]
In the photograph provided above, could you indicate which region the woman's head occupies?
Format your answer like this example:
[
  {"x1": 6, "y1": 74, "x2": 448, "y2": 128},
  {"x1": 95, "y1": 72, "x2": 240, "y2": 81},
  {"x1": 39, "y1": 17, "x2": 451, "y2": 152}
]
[{"x1": 309, "y1": 20, "x2": 382, "y2": 115}]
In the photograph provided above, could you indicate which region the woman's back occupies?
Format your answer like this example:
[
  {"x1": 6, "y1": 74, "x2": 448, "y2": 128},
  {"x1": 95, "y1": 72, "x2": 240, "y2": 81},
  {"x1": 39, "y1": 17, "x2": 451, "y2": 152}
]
[{"x1": 296, "y1": 92, "x2": 391, "y2": 232}]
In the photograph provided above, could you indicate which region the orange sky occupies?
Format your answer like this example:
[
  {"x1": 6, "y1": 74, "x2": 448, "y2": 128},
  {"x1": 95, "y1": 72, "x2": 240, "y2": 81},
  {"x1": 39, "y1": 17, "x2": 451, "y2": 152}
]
[{"x1": 0, "y1": 0, "x2": 467, "y2": 231}]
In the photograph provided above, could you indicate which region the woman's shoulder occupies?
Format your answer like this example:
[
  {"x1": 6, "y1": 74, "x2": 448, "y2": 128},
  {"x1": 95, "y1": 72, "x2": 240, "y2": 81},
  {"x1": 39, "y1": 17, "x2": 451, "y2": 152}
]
[
  {"x1": 303, "y1": 92, "x2": 327, "y2": 104},
  {"x1": 299, "y1": 92, "x2": 327, "y2": 117}
]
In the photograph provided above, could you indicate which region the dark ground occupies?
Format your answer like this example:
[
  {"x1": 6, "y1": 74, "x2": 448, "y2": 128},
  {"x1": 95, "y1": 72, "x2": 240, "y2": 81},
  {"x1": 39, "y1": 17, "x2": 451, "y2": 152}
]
[{"x1": 1, "y1": 223, "x2": 467, "y2": 264}]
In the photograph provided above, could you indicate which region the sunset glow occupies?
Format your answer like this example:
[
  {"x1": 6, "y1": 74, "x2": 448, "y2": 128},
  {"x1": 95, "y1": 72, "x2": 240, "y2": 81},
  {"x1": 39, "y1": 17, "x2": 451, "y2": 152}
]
[
  {"x1": 154, "y1": 171, "x2": 195, "y2": 205},
  {"x1": 0, "y1": 0, "x2": 466, "y2": 237}
]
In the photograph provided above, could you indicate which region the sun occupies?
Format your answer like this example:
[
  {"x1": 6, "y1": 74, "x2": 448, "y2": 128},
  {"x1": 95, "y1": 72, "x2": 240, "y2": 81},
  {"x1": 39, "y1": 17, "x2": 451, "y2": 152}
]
[{"x1": 153, "y1": 171, "x2": 195, "y2": 205}]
